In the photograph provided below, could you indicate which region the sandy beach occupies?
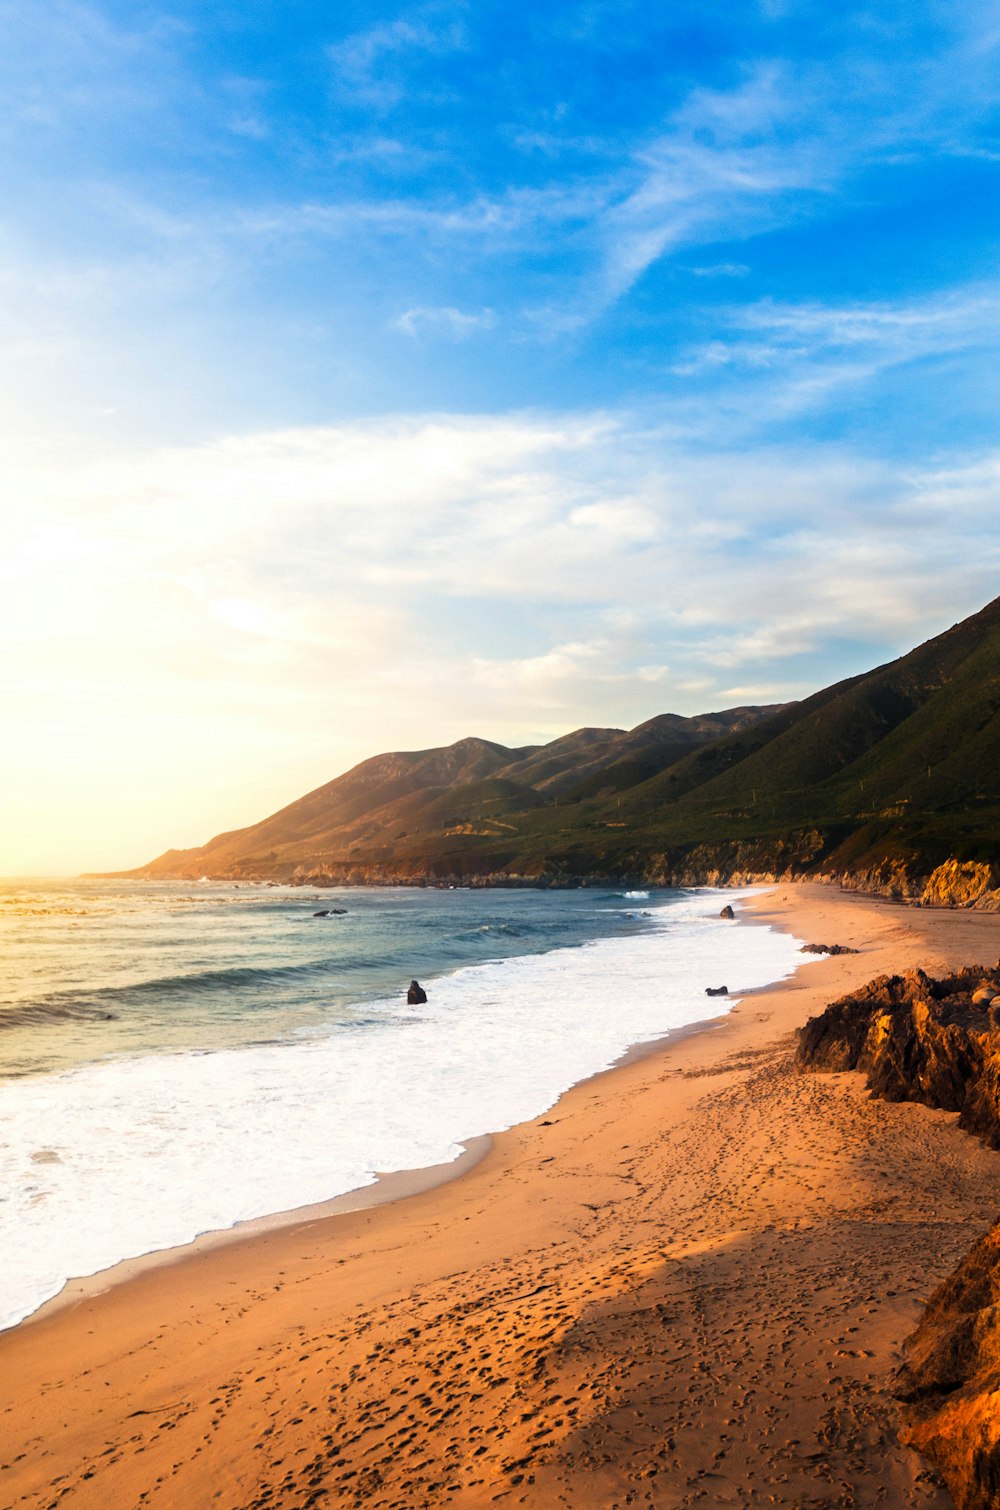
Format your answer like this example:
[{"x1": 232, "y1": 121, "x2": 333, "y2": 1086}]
[{"x1": 2, "y1": 883, "x2": 999, "y2": 1509}]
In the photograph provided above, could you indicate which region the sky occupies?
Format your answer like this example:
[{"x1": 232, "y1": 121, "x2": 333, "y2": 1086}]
[{"x1": 3, "y1": 0, "x2": 1000, "y2": 873}]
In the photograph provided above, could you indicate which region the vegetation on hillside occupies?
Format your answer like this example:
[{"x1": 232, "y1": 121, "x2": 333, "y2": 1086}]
[{"x1": 119, "y1": 597, "x2": 1000, "y2": 892}]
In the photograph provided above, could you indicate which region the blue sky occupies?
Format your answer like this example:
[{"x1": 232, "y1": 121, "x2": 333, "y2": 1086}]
[{"x1": 3, "y1": 0, "x2": 1000, "y2": 869}]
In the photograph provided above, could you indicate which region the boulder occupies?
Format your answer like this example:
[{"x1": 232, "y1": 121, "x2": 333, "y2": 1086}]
[
  {"x1": 719, "y1": 904, "x2": 735, "y2": 920},
  {"x1": 798, "y1": 962, "x2": 1000, "y2": 1509},
  {"x1": 705, "y1": 985, "x2": 729, "y2": 997},
  {"x1": 407, "y1": 979, "x2": 427, "y2": 1005},
  {"x1": 895, "y1": 1217, "x2": 1000, "y2": 1510},
  {"x1": 797, "y1": 963, "x2": 1000, "y2": 1145}
]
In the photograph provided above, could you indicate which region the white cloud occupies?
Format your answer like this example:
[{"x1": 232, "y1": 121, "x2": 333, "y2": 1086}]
[
  {"x1": 737, "y1": 286, "x2": 1000, "y2": 353},
  {"x1": 393, "y1": 305, "x2": 497, "y2": 339},
  {"x1": 664, "y1": 281, "x2": 1000, "y2": 430},
  {"x1": 691, "y1": 263, "x2": 751, "y2": 278},
  {"x1": 2, "y1": 405, "x2": 998, "y2": 870},
  {"x1": 328, "y1": 13, "x2": 466, "y2": 108},
  {"x1": 569, "y1": 63, "x2": 839, "y2": 311}
]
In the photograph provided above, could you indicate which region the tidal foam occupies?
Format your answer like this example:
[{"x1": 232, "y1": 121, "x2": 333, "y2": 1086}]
[{"x1": 0, "y1": 888, "x2": 807, "y2": 1329}]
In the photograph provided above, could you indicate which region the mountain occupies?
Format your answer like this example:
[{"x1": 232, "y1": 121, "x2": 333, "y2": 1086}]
[
  {"x1": 119, "y1": 706, "x2": 784, "y2": 881},
  {"x1": 116, "y1": 595, "x2": 1000, "y2": 903}
]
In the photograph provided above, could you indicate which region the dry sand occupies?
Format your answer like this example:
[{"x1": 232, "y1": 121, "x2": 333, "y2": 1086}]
[{"x1": 2, "y1": 883, "x2": 999, "y2": 1510}]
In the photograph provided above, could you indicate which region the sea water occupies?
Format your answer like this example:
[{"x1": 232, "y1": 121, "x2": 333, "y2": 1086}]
[{"x1": 0, "y1": 879, "x2": 807, "y2": 1330}]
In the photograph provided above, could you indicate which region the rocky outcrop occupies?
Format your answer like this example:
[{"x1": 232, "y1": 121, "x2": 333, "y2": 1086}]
[
  {"x1": 796, "y1": 965, "x2": 1000, "y2": 1147},
  {"x1": 799, "y1": 942, "x2": 858, "y2": 955},
  {"x1": 642, "y1": 829, "x2": 830, "y2": 890},
  {"x1": 894, "y1": 1219, "x2": 1000, "y2": 1510},
  {"x1": 919, "y1": 861, "x2": 1000, "y2": 911},
  {"x1": 719, "y1": 904, "x2": 735, "y2": 919},
  {"x1": 834, "y1": 857, "x2": 925, "y2": 902},
  {"x1": 800, "y1": 965, "x2": 1000, "y2": 1506},
  {"x1": 407, "y1": 980, "x2": 427, "y2": 1004},
  {"x1": 829, "y1": 858, "x2": 1000, "y2": 911}
]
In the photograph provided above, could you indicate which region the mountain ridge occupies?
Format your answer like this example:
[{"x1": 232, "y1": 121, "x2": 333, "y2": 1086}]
[{"x1": 106, "y1": 595, "x2": 1000, "y2": 905}]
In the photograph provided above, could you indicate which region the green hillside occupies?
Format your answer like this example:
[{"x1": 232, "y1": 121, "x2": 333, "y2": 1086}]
[{"x1": 114, "y1": 597, "x2": 1000, "y2": 895}]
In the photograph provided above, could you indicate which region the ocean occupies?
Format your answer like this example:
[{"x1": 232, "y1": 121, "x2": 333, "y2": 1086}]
[{"x1": 0, "y1": 878, "x2": 808, "y2": 1331}]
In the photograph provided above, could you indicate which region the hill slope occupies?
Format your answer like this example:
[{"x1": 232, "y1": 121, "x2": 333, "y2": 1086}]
[
  {"x1": 116, "y1": 595, "x2": 1000, "y2": 901},
  {"x1": 122, "y1": 707, "x2": 782, "y2": 880}
]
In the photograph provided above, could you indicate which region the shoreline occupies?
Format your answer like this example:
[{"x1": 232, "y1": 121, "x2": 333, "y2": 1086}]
[
  {"x1": 23, "y1": 1011, "x2": 735, "y2": 1333},
  {"x1": 2, "y1": 882, "x2": 998, "y2": 1507},
  {"x1": 3, "y1": 884, "x2": 777, "y2": 1336}
]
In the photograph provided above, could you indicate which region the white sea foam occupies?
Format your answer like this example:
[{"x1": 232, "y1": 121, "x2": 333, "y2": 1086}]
[{"x1": 0, "y1": 889, "x2": 809, "y2": 1330}]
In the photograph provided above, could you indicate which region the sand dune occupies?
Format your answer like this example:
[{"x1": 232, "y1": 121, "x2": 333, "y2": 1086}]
[{"x1": 2, "y1": 884, "x2": 998, "y2": 1508}]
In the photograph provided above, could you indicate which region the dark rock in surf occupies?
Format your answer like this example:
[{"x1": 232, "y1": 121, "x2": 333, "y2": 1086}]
[
  {"x1": 407, "y1": 979, "x2": 428, "y2": 1004},
  {"x1": 719, "y1": 904, "x2": 735, "y2": 919},
  {"x1": 705, "y1": 985, "x2": 729, "y2": 996}
]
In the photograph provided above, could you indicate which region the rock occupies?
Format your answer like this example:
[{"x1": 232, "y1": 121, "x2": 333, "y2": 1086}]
[
  {"x1": 895, "y1": 1217, "x2": 1000, "y2": 1510},
  {"x1": 313, "y1": 907, "x2": 348, "y2": 917},
  {"x1": 801, "y1": 961, "x2": 1000, "y2": 1506},
  {"x1": 799, "y1": 942, "x2": 859, "y2": 955},
  {"x1": 920, "y1": 859, "x2": 1000, "y2": 910},
  {"x1": 796, "y1": 962, "x2": 1000, "y2": 1146},
  {"x1": 719, "y1": 904, "x2": 735, "y2": 920},
  {"x1": 705, "y1": 985, "x2": 729, "y2": 997},
  {"x1": 407, "y1": 979, "x2": 427, "y2": 1004}
]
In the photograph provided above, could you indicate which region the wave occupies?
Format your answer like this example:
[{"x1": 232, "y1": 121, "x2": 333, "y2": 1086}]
[
  {"x1": 0, "y1": 888, "x2": 810, "y2": 1331},
  {"x1": 0, "y1": 1003, "x2": 119, "y2": 1031},
  {"x1": 3, "y1": 955, "x2": 381, "y2": 1023},
  {"x1": 459, "y1": 921, "x2": 532, "y2": 939}
]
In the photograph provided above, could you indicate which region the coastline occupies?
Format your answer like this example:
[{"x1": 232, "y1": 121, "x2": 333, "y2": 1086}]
[
  {"x1": 2, "y1": 884, "x2": 785, "y2": 1335},
  {"x1": 2, "y1": 883, "x2": 998, "y2": 1507},
  {"x1": 24, "y1": 1013, "x2": 737, "y2": 1332}
]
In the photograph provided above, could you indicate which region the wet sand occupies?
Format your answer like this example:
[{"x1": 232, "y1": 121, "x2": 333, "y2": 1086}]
[{"x1": 2, "y1": 883, "x2": 999, "y2": 1509}]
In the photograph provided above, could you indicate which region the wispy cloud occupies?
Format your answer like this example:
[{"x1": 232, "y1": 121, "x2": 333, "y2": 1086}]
[
  {"x1": 577, "y1": 60, "x2": 861, "y2": 316},
  {"x1": 690, "y1": 263, "x2": 751, "y2": 278},
  {"x1": 670, "y1": 282, "x2": 1000, "y2": 423},
  {"x1": 393, "y1": 305, "x2": 497, "y2": 338},
  {"x1": 328, "y1": 11, "x2": 467, "y2": 108}
]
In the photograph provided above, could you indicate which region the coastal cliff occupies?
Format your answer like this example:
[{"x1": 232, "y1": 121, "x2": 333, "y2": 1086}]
[
  {"x1": 797, "y1": 966, "x2": 1000, "y2": 1507},
  {"x1": 836, "y1": 859, "x2": 1000, "y2": 910},
  {"x1": 278, "y1": 849, "x2": 1000, "y2": 909}
]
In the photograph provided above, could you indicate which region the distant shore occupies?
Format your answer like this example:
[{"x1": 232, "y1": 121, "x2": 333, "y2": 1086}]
[{"x1": 2, "y1": 883, "x2": 997, "y2": 1508}]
